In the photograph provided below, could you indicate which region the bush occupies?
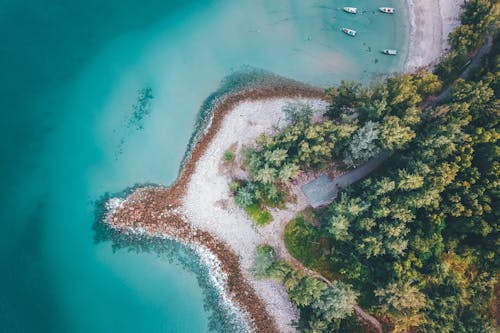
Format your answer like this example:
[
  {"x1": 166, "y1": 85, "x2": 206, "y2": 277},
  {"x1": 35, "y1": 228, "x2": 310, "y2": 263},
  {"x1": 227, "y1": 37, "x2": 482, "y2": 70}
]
[
  {"x1": 266, "y1": 260, "x2": 294, "y2": 281},
  {"x1": 311, "y1": 281, "x2": 358, "y2": 321},
  {"x1": 223, "y1": 149, "x2": 235, "y2": 163},
  {"x1": 326, "y1": 81, "x2": 362, "y2": 119},
  {"x1": 251, "y1": 244, "x2": 276, "y2": 278},
  {"x1": 245, "y1": 203, "x2": 272, "y2": 226},
  {"x1": 258, "y1": 183, "x2": 285, "y2": 208},
  {"x1": 235, "y1": 182, "x2": 257, "y2": 207},
  {"x1": 283, "y1": 101, "x2": 314, "y2": 124},
  {"x1": 233, "y1": 181, "x2": 283, "y2": 223},
  {"x1": 229, "y1": 180, "x2": 240, "y2": 193}
]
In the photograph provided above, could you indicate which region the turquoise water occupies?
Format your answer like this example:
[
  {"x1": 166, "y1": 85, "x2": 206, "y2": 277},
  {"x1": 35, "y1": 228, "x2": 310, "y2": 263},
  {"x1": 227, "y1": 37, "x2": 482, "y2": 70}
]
[{"x1": 0, "y1": 0, "x2": 409, "y2": 332}]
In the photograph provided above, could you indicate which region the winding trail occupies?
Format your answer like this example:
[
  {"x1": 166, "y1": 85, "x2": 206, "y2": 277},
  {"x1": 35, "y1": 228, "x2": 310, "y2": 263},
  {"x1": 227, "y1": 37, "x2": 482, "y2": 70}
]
[
  {"x1": 286, "y1": 254, "x2": 383, "y2": 333},
  {"x1": 427, "y1": 35, "x2": 494, "y2": 106}
]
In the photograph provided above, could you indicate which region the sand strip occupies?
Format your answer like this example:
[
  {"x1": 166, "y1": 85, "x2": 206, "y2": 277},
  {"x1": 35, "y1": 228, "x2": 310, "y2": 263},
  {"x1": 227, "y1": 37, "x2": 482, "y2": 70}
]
[{"x1": 405, "y1": 0, "x2": 463, "y2": 71}]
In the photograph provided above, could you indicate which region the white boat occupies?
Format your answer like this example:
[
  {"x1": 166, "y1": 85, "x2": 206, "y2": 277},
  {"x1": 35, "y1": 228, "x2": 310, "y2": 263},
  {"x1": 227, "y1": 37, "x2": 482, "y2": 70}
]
[
  {"x1": 343, "y1": 7, "x2": 357, "y2": 14},
  {"x1": 379, "y1": 7, "x2": 395, "y2": 14},
  {"x1": 342, "y1": 28, "x2": 357, "y2": 37},
  {"x1": 382, "y1": 49, "x2": 397, "y2": 55}
]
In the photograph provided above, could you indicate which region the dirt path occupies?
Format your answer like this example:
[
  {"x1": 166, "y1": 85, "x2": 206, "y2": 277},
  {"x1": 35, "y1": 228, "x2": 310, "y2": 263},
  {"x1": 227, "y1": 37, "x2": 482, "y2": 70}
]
[
  {"x1": 285, "y1": 253, "x2": 383, "y2": 333},
  {"x1": 301, "y1": 153, "x2": 391, "y2": 208}
]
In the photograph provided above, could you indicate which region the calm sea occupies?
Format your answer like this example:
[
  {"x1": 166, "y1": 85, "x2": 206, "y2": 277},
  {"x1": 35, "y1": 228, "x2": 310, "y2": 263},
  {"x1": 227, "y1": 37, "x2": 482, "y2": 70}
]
[{"x1": 0, "y1": 0, "x2": 408, "y2": 331}]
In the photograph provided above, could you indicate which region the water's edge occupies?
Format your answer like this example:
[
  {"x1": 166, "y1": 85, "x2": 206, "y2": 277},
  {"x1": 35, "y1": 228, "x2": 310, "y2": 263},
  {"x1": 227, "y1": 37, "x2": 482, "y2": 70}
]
[
  {"x1": 94, "y1": 195, "x2": 250, "y2": 332},
  {"x1": 179, "y1": 68, "x2": 323, "y2": 173},
  {"x1": 98, "y1": 76, "x2": 327, "y2": 332}
]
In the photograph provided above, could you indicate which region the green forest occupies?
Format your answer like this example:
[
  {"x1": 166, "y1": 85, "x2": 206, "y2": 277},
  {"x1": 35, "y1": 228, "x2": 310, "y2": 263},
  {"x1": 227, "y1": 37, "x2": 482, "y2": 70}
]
[{"x1": 239, "y1": 1, "x2": 499, "y2": 332}]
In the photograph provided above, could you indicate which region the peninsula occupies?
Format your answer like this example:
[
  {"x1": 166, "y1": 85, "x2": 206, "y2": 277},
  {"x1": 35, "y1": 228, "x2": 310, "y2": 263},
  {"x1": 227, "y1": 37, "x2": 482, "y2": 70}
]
[{"x1": 103, "y1": 1, "x2": 498, "y2": 332}]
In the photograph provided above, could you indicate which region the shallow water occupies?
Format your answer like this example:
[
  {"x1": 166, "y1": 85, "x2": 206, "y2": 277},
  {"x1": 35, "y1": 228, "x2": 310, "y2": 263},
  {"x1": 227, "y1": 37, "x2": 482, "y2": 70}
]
[{"x1": 0, "y1": 0, "x2": 408, "y2": 331}]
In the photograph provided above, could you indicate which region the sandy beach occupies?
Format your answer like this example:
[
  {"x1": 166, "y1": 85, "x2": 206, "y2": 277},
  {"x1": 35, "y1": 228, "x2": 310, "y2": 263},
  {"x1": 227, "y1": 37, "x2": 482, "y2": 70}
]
[
  {"x1": 405, "y1": 0, "x2": 463, "y2": 71},
  {"x1": 104, "y1": 2, "x2": 466, "y2": 332}
]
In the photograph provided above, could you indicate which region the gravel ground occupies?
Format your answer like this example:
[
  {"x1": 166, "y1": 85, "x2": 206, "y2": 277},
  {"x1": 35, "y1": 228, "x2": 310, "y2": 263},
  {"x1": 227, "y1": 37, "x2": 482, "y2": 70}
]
[{"x1": 182, "y1": 98, "x2": 328, "y2": 332}]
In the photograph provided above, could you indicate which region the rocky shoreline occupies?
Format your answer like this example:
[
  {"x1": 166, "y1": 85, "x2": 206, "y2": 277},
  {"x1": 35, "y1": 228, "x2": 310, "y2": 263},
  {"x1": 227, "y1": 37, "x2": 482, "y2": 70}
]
[{"x1": 104, "y1": 85, "x2": 327, "y2": 333}]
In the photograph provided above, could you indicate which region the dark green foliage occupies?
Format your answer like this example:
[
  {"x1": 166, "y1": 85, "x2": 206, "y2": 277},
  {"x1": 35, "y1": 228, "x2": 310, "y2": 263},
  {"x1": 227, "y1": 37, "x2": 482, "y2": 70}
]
[
  {"x1": 232, "y1": 180, "x2": 280, "y2": 225},
  {"x1": 232, "y1": 102, "x2": 357, "y2": 221},
  {"x1": 288, "y1": 51, "x2": 499, "y2": 331},
  {"x1": 283, "y1": 6, "x2": 499, "y2": 329},
  {"x1": 326, "y1": 81, "x2": 362, "y2": 118},
  {"x1": 266, "y1": 259, "x2": 294, "y2": 281},
  {"x1": 330, "y1": 72, "x2": 441, "y2": 124},
  {"x1": 235, "y1": 182, "x2": 257, "y2": 207},
  {"x1": 310, "y1": 282, "x2": 357, "y2": 321},
  {"x1": 233, "y1": 72, "x2": 443, "y2": 226},
  {"x1": 343, "y1": 120, "x2": 381, "y2": 167},
  {"x1": 244, "y1": 117, "x2": 354, "y2": 173},
  {"x1": 300, "y1": 281, "x2": 358, "y2": 332},
  {"x1": 251, "y1": 244, "x2": 276, "y2": 278},
  {"x1": 327, "y1": 72, "x2": 442, "y2": 167},
  {"x1": 286, "y1": 273, "x2": 328, "y2": 307}
]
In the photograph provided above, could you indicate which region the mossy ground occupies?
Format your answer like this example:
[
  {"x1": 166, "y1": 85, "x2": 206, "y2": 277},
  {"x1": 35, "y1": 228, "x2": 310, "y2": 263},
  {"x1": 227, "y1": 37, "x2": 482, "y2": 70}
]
[{"x1": 284, "y1": 214, "x2": 336, "y2": 280}]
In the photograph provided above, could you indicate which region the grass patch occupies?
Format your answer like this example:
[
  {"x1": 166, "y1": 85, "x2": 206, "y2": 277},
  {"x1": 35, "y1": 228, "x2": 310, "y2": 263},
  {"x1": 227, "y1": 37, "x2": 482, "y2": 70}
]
[
  {"x1": 284, "y1": 215, "x2": 336, "y2": 280},
  {"x1": 245, "y1": 203, "x2": 272, "y2": 226}
]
